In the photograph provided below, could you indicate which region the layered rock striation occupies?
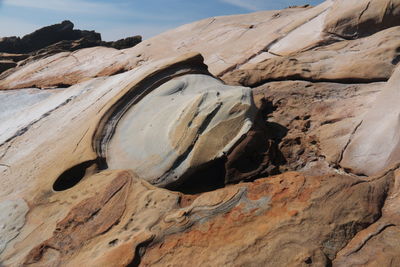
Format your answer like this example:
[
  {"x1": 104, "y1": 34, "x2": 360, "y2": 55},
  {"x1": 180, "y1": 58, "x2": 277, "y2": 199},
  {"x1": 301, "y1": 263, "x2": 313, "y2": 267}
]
[{"x1": 1, "y1": 0, "x2": 400, "y2": 266}]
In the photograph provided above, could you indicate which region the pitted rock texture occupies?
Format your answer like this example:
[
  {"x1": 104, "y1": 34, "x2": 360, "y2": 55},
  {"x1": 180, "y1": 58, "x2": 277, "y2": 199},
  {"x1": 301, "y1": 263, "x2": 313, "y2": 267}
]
[
  {"x1": 2, "y1": 0, "x2": 400, "y2": 266},
  {"x1": 251, "y1": 80, "x2": 383, "y2": 174},
  {"x1": 0, "y1": 170, "x2": 393, "y2": 267}
]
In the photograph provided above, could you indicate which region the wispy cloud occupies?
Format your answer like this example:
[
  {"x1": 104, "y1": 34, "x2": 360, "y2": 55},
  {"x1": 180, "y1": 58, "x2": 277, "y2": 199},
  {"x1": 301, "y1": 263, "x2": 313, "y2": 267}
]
[
  {"x1": 219, "y1": 0, "x2": 263, "y2": 11},
  {"x1": 99, "y1": 24, "x2": 176, "y2": 41},
  {"x1": 0, "y1": 16, "x2": 40, "y2": 37},
  {"x1": 3, "y1": 0, "x2": 129, "y2": 16}
]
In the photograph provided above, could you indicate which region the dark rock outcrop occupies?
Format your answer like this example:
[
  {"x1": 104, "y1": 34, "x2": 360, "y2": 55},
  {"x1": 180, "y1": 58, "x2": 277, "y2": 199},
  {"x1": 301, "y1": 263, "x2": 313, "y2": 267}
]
[
  {"x1": 0, "y1": 20, "x2": 101, "y2": 54},
  {"x1": 103, "y1": 36, "x2": 142, "y2": 50},
  {"x1": 0, "y1": 20, "x2": 142, "y2": 74}
]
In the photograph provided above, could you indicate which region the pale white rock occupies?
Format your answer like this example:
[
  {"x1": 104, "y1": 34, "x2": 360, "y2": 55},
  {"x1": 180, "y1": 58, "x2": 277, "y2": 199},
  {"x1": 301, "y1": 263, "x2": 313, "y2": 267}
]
[
  {"x1": 0, "y1": 199, "x2": 29, "y2": 253},
  {"x1": 0, "y1": 88, "x2": 61, "y2": 122},
  {"x1": 268, "y1": 2, "x2": 332, "y2": 55},
  {"x1": 107, "y1": 74, "x2": 255, "y2": 187},
  {"x1": 341, "y1": 65, "x2": 400, "y2": 175}
]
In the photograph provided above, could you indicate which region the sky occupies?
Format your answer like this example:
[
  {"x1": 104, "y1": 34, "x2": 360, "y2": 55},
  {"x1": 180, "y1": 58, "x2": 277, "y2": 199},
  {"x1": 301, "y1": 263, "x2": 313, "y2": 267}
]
[{"x1": 0, "y1": 0, "x2": 324, "y2": 41}]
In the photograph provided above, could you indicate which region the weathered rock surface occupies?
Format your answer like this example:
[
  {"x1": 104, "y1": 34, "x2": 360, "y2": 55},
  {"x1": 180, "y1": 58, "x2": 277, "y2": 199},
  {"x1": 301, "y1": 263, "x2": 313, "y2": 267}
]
[
  {"x1": 323, "y1": 0, "x2": 400, "y2": 39},
  {"x1": 105, "y1": 74, "x2": 256, "y2": 188},
  {"x1": 0, "y1": 52, "x2": 263, "y2": 201},
  {"x1": 0, "y1": 169, "x2": 393, "y2": 266},
  {"x1": 223, "y1": 26, "x2": 400, "y2": 86},
  {"x1": 252, "y1": 80, "x2": 383, "y2": 173},
  {"x1": 0, "y1": 2, "x2": 336, "y2": 89},
  {"x1": 1, "y1": 0, "x2": 400, "y2": 266}
]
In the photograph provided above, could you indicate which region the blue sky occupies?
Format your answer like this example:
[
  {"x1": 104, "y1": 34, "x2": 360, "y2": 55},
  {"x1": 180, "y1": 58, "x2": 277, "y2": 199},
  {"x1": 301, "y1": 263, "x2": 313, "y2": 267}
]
[{"x1": 0, "y1": 0, "x2": 324, "y2": 41}]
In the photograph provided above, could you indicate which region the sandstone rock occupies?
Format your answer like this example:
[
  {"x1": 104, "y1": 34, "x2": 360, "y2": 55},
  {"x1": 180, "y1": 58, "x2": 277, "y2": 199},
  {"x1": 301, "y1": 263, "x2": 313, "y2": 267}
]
[
  {"x1": 0, "y1": 53, "x2": 29, "y2": 62},
  {"x1": 333, "y1": 169, "x2": 400, "y2": 266},
  {"x1": 0, "y1": 53, "x2": 261, "y2": 201},
  {"x1": 3, "y1": 0, "x2": 400, "y2": 91},
  {"x1": 1, "y1": 0, "x2": 400, "y2": 265},
  {"x1": 0, "y1": 47, "x2": 130, "y2": 89},
  {"x1": 0, "y1": 169, "x2": 392, "y2": 266},
  {"x1": 252, "y1": 80, "x2": 383, "y2": 173},
  {"x1": 141, "y1": 172, "x2": 391, "y2": 267},
  {"x1": 0, "y1": 21, "x2": 141, "y2": 76},
  {"x1": 0, "y1": 2, "x2": 335, "y2": 90},
  {"x1": 0, "y1": 198, "x2": 29, "y2": 254},
  {"x1": 104, "y1": 74, "x2": 256, "y2": 188},
  {"x1": 323, "y1": 0, "x2": 400, "y2": 39},
  {"x1": 341, "y1": 65, "x2": 400, "y2": 176},
  {"x1": 223, "y1": 26, "x2": 400, "y2": 86}
]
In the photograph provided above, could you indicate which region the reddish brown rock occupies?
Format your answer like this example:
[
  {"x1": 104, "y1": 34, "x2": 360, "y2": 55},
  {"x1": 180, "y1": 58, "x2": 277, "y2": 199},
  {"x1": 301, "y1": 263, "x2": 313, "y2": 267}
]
[
  {"x1": 251, "y1": 80, "x2": 382, "y2": 173},
  {"x1": 1, "y1": 0, "x2": 400, "y2": 266},
  {"x1": 141, "y1": 172, "x2": 391, "y2": 267}
]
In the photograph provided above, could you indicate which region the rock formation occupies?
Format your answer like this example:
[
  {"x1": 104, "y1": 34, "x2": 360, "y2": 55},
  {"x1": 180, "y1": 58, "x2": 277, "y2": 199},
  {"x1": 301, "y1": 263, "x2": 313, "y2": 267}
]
[
  {"x1": 0, "y1": 20, "x2": 142, "y2": 75},
  {"x1": 1, "y1": 0, "x2": 400, "y2": 266}
]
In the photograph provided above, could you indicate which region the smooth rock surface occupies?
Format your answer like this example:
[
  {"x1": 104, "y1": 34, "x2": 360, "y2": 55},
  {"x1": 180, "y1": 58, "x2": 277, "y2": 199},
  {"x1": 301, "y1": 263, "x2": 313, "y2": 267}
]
[
  {"x1": 107, "y1": 74, "x2": 255, "y2": 188},
  {"x1": 323, "y1": 0, "x2": 400, "y2": 39},
  {"x1": 0, "y1": 2, "x2": 336, "y2": 90},
  {"x1": 0, "y1": 199, "x2": 29, "y2": 254},
  {"x1": 223, "y1": 26, "x2": 400, "y2": 86},
  {"x1": 341, "y1": 65, "x2": 400, "y2": 176},
  {"x1": 1, "y1": 0, "x2": 400, "y2": 265}
]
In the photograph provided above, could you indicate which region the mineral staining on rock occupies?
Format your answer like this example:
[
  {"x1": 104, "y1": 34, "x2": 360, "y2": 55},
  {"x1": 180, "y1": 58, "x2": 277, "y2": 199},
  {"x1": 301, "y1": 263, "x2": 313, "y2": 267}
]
[
  {"x1": 106, "y1": 74, "x2": 256, "y2": 188},
  {"x1": 2, "y1": 0, "x2": 400, "y2": 266}
]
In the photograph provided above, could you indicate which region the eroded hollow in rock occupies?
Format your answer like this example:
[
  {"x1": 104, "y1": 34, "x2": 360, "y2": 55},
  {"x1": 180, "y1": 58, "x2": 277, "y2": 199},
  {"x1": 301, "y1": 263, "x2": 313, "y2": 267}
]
[
  {"x1": 52, "y1": 160, "x2": 97, "y2": 191},
  {"x1": 166, "y1": 158, "x2": 226, "y2": 195}
]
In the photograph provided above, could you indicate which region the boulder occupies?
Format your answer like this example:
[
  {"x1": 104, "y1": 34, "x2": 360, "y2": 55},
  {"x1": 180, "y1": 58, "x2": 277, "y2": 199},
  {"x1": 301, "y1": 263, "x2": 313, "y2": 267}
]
[{"x1": 103, "y1": 74, "x2": 256, "y2": 188}]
